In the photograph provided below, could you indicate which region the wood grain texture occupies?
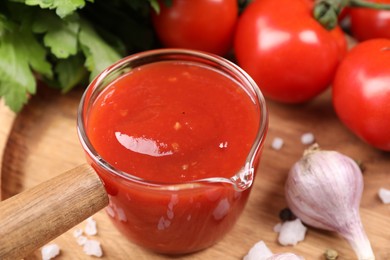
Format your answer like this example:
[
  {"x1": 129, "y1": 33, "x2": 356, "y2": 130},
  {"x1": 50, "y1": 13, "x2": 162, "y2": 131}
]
[
  {"x1": 0, "y1": 99, "x2": 16, "y2": 200},
  {"x1": 1, "y1": 85, "x2": 390, "y2": 260}
]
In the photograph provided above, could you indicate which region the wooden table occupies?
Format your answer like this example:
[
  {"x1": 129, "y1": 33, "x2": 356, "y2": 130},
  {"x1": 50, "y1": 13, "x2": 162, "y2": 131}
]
[{"x1": 1, "y1": 85, "x2": 389, "y2": 259}]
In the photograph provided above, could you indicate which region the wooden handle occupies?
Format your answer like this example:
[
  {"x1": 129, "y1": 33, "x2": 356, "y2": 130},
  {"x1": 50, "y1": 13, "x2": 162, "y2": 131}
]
[{"x1": 0, "y1": 164, "x2": 109, "y2": 260}]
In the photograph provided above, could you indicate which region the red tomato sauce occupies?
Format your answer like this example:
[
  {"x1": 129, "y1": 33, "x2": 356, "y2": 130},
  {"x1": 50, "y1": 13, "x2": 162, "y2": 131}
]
[
  {"x1": 87, "y1": 61, "x2": 259, "y2": 183},
  {"x1": 85, "y1": 61, "x2": 261, "y2": 253}
]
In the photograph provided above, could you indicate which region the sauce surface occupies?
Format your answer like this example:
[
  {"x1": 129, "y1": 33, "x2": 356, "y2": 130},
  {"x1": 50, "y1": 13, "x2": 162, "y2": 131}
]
[{"x1": 87, "y1": 61, "x2": 259, "y2": 183}]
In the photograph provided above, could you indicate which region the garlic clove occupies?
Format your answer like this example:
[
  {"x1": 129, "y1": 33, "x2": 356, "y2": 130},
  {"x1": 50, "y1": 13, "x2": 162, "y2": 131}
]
[
  {"x1": 286, "y1": 150, "x2": 363, "y2": 231},
  {"x1": 285, "y1": 146, "x2": 374, "y2": 260}
]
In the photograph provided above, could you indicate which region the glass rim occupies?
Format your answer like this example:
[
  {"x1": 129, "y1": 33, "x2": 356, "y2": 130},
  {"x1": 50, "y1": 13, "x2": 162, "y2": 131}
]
[{"x1": 77, "y1": 48, "x2": 268, "y2": 191}]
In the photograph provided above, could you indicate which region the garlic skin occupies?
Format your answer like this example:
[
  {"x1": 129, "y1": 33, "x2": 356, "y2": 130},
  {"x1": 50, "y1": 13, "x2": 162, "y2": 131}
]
[{"x1": 285, "y1": 147, "x2": 374, "y2": 260}]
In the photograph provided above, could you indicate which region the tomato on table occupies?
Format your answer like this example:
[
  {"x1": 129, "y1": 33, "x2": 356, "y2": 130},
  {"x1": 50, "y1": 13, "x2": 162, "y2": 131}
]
[
  {"x1": 152, "y1": 0, "x2": 238, "y2": 56},
  {"x1": 234, "y1": 0, "x2": 347, "y2": 103},
  {"x1": 332, "y1": 39, "x2": 390, "y2": 151},
  {"x1": 350, "y1": 0, "x2": 390, "y2": 41}
]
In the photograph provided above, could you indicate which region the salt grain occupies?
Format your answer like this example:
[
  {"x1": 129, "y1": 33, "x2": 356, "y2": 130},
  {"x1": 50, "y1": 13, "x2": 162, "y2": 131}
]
[
  {"x1": 273, "y1": 222, "x2": 282, "y2": 233},
  {"x1": 301, "y1": 132, "x2": 315, "y2": 145},
  {"x1": 378, "y1": 188, "x2": 390, "y2": 204},
  {"x1": 267, "y1": 253, "x2": 304, "y2": 260},
  {"x1": 83, "y1": 239, "x2": 103, "y2": 257},
  {"x1": 73, "y1": 228, "x2": 83, "y2": 238},
  {"x1": 243, "y1": 240, "x2": 273, "y2": 260},
  {"x1": 77, "y1": 235, "x2": 88, "y2": 246},
  {"x1": 85, "y1": 217, "x2": 97, "y2": 236},
  {"x1": 41, "y1": 243, "x2": 60, "y2": 260},
  {"x1": 245, "y1": 240, "x2": 304, "y2": 260},
  {"x1": 271, "y1": 137, "x2": 284, "y2": 150},
  {"x1": 278, "y1": 219, "x2": 307, "y2": 246}
]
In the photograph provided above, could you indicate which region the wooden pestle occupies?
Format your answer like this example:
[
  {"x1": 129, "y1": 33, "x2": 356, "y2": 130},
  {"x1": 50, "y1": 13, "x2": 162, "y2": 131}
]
[{"x1": 0, "y1": 164, "x2": 109, "y2": 260}]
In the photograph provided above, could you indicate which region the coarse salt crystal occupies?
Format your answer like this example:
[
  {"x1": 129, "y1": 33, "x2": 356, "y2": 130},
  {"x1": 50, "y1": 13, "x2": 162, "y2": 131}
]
[
  {"x1": 378, "y1": 188, "x2": 390, "y2": 204},
  {"x1": 77, "y1": 235, "x2": 88, "y2": 246},
  {"x1": 301, "y1": 132, "x2": 315, "y2": 145},
  {"x1": 85, "y1": 217, "x2": 97, "y2": 236},
  {"x1": 83, "y1": 239, "x2": 103, "y2": 257},
  {"x1": 245, "y1": 240, "x2": 304, "y2": 260},
  {"x1": 73, "y1": 228, "x2": 83, "y2": 238},
  {"x1": 273, "y1": 222, "x2": 282, "y2": 233},
  {"x1": 278, "y1": 218, "x2": 307, "y2": 246},
  {"x1": 41, "y1": 243, "x2": 60, "y2": 260},
  {"x1": 244, "y1": 240, "x2": 273, "y2": 260},
  {"x1": 267, "y1": 253, "x2": 304, "y2": 260},
  {"x1": 271, "y1": 137, "x2": 284, "y2": 150}
]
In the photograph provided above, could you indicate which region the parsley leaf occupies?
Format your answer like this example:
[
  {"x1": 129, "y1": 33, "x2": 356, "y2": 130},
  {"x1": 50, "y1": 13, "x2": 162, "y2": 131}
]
[
  {"x1": 32, "y1": 12, "x2": 79, "y2": 59},
  {"x1": 0, "y1": 0, "x2": 160, "y2": 112},
  {"x1": 78, "y1": 19, "x2": 121, "y2": 80},
  {"x1": 24, "y1": 0, "x2": 91, "y2": 18},
  {"x1": 55, "y1": 54, "x2": 86, "y2": 93},
  {"x1": 0, "y1": 21, "x2": 52, "y2": 112}
]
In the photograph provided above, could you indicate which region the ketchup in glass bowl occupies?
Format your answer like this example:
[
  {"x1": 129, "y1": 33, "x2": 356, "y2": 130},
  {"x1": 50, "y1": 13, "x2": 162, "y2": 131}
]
[{"x1": 77, "y1": 49, "x2": 268, "y2": 254}]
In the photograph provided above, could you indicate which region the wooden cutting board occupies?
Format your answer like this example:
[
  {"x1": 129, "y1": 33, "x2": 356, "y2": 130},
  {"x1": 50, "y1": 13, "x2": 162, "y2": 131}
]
[
  {"x1": 0, "y1": 99, "x2": 16, "y2": 201},
  {"x1": 1, "y1": 85, "x2": 390, "y2": 260}
]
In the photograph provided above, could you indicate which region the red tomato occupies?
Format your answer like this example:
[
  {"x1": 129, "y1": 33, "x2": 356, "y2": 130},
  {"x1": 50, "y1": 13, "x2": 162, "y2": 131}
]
[
  {"x1": 350, "y1": 0, "x2": 390, "y2": 41},
  {"x1": 332, "y1": 39, "x2": 390, "y2": 151},
  {"x1": 234, "y1": 0, "x2": 347, "y2": 103},
  {"x1": 152, "y1": 0, "x2": 238, "y2": 56},
  {"x1": 338, "y1": 7, "x2": 351, "y2": 21}
]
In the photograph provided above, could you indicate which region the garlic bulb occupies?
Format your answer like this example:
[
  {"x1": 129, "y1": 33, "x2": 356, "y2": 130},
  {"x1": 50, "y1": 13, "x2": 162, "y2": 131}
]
[{"x1": 285, "y1": 145, "x2": 374, "y2": 260}]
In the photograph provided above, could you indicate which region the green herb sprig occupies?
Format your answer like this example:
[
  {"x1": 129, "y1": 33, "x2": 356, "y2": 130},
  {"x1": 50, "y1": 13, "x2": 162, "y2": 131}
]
[{"x1": 0, "y1": 0, "x2": 162, "y2": 112}]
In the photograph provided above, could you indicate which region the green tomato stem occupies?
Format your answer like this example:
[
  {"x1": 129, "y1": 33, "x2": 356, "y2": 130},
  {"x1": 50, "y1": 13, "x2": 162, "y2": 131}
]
[
  {"x1": 350, "y1": 0, "x2": 390, "y2": 10},
  {"x1": 314, "y1": 0, "x2": 390, "y2": 30},
  {"x1": 313, "y1": 0, "x2": 349, "y2": 30}
]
